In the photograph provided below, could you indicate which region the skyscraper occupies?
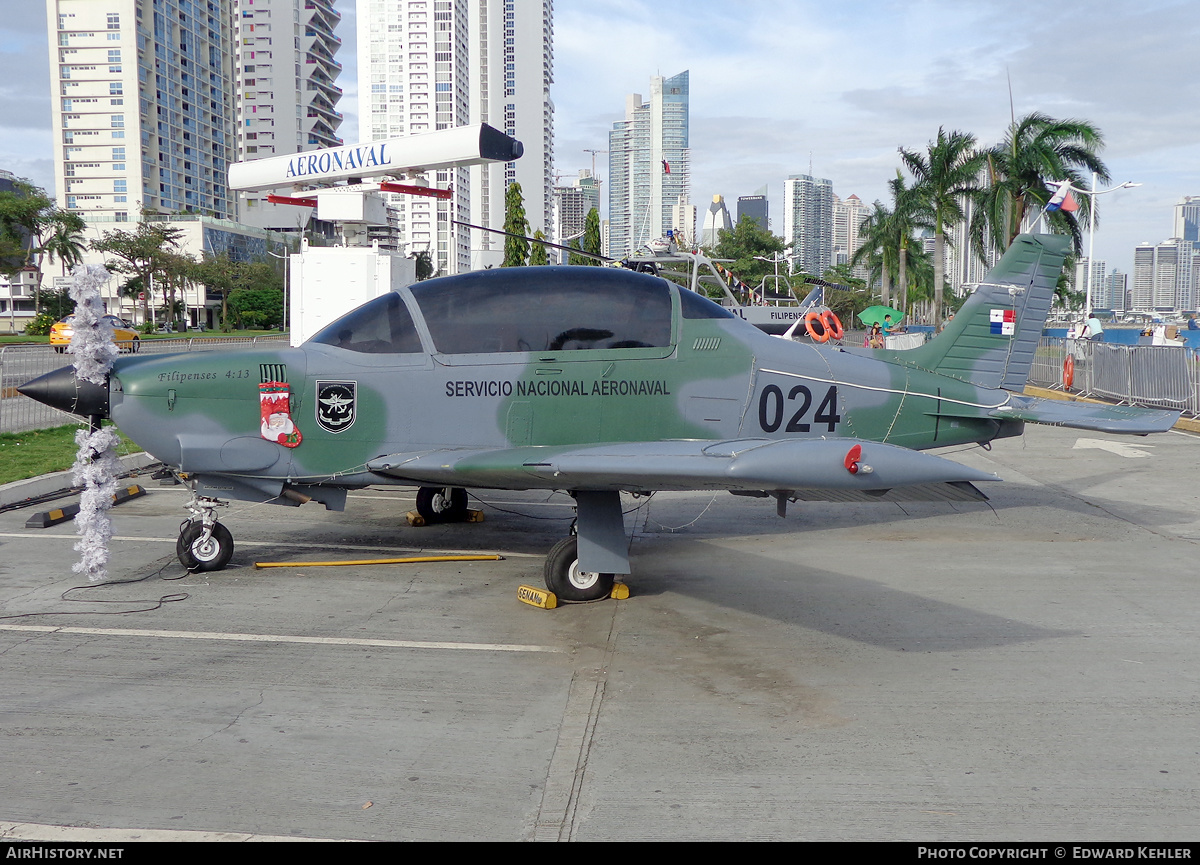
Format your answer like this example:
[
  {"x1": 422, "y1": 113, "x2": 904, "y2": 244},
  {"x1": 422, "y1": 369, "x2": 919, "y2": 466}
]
[
  {"x1": 1175, "y1": 196, "x2": 1200, "y2": 247},
  {"x1": 1074, "y1": 257, "x2": 1107, "y2": 309},
  {"x1": 49, "y1": 0, "x2": 236, "y2": 222},
  {"x1": 737, "y1": 192, "x2": 767, "y2": 230},
  {"x1": 234, "y1": 0, "x2": 344, "y2": 230},
  {"x1": 782, "y1": 174, "x2": 833, "y2": 276},
  {"x1": 358, "y1": 0, "x2": 553, "y2": 274},
  {"x1": 1133, "y1": 239, "x2": 1194, "y2": 312},
  {"x1": 552, "y1": 168, "x2": 598, "y2": 252},
  {"x1": 358, "y1": 0, "x2": 471, "y2": 274},
  {"x1": 468, "y1": 0, "x2": 555, "y2": 269},
  {"x1": 607, "y1": 70, "x2": 689, "y2": 258},
  {"x1": 832, "y1": 193, "x2": 869, "y2": 273}
]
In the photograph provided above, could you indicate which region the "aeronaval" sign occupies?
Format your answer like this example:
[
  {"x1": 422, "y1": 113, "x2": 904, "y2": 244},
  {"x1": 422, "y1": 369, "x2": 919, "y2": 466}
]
[{"x1": 227, "y1": 123, "x2": 523, "y2": 193}]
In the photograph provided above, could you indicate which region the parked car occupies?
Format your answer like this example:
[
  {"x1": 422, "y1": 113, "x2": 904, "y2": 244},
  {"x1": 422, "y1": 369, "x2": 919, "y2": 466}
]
[{"x1": 50, "y1": 314, "x2": 140, "y2": 353}]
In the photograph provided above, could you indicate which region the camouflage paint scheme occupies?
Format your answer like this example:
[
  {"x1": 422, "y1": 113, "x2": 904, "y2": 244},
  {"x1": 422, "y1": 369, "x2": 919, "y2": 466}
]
[{"x1": 95, "y1": 234, "x2": 1175, "y2": 574}]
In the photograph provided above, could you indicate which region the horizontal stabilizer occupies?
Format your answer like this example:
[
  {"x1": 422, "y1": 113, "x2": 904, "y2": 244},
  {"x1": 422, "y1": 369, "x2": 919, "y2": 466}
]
[
  {"x1": 367, "y1": 437, "x2": 998, "y2": 493},
  {"x1": 991, "y1": 396, "x2": 1180, "y2": 434},
  {"x1": 933, "y1": 395, "x2": 1180, "y2": 435}
]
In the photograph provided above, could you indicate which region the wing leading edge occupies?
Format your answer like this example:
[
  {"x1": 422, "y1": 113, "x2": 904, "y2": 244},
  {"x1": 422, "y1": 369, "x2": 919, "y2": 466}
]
[{"x1": 366, "y1": 437, "x2": 998, "y2": 498}]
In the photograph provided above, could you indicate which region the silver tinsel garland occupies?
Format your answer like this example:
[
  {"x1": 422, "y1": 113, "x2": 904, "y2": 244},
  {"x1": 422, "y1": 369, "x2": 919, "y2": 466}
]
[{"x1": 66, "y1": 264, "x2": 119, "y2": 581}]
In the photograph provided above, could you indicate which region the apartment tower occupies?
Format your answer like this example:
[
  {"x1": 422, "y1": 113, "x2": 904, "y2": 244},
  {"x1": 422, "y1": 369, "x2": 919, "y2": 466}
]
[
  {"x1": 607, "y1": 70, "x2": 689, "y2": 258},
  {"x1": 233, "y1": 0, "x2": 344, "y2": 230},
  {"x1": 48, "y1": 0, "x2": 236, "y2": 222}
]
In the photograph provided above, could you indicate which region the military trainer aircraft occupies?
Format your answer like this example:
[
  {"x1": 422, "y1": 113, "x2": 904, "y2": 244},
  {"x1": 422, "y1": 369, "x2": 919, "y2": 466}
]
[{"x1": 20, "y1": 233, "x2": 1178, "y2": 601}]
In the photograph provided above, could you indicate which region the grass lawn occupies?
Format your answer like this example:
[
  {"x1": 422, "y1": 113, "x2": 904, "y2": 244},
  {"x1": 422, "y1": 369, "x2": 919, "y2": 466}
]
[{"x1": 0, "y1": 424, "x2": 143, "y2": 486}]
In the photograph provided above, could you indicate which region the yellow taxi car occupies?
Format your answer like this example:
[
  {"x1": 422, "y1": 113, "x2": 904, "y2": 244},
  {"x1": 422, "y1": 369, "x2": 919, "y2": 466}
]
[{"x1": 50, "y1": 314, "x2": 140, "y2": 353}]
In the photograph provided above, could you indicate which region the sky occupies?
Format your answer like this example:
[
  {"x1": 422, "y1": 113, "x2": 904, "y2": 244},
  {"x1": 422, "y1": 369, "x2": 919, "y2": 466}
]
[{"x1": 3, "y1": 0, "x2": 1198, "y2": 276}]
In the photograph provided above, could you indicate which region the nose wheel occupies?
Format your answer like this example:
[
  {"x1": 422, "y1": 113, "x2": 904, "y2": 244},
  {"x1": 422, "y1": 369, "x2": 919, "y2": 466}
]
[
  {"x1": 177, "y1": 521, "x2": 234, "y2": 571},
  {"x1": 178, "y1": 486, "x2": 233, "y2": 571}
]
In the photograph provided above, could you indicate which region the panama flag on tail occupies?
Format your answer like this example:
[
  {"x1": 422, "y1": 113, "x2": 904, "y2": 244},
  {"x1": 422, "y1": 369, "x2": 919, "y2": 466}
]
[
  {"x1": 990, "y1": 308, "x2": 1016, "y2": 335},
  {"x1": 1045, "y1": 180, "x2": 1079, "y2": 213}
]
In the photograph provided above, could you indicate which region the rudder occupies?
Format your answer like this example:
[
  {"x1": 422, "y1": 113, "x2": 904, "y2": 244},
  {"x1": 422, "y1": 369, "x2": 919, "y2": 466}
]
[{"x1": 903, "y1": 233, "x2": 1071, "y2": 390}]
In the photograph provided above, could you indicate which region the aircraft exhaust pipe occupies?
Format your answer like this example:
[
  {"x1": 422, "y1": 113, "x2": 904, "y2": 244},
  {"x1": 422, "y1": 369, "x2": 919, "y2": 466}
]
[
  {"x1": 16, "y1": 366, "x2": 110, "y2": 420},
  {"x1": 280, "y1": 487, "x2": 312, "y2": 505}
]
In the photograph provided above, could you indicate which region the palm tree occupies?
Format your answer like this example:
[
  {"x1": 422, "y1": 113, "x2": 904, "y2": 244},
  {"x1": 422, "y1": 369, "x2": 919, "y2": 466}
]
[
  {"x1": 44, "y1": 211, "x2": 88, "y2": 277},
  {"x1": 887, "y1": 172, "x2": 935, "y2": 318},
  {"x1": 973, "y1": 112, "x2": 1109, "y2": 256},
  {"x1": 851, "y1": 176, "x2": 932, "y2": 313},
  {"x1": 901, "y1": 127, "x2": 985, "y2": 327},
  {"x1": 851, "y1": 200, "x2": 896, "y2": 306}
]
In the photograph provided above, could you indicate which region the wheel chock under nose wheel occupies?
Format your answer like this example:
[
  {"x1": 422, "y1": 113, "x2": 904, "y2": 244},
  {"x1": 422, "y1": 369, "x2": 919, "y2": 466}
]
[{"x1": 406, "y1": 508, "x2": 484, "y2": 527}]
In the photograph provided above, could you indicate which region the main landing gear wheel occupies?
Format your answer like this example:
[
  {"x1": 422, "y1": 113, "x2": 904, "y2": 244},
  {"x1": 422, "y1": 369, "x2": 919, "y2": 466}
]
[
  {"x1": 415, "y1": 486, "x2": 469, "y2": 523},
  {"x1": 543, "y1": 536, "x2": 615, "y2": 603},
  {"x1": 177, "y1": 522, "x2": 234, "y2": 572}
]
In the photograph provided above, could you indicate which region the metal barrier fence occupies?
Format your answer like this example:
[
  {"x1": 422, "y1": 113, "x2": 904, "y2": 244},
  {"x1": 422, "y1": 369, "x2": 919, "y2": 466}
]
[
  {"x1": 0, "y1": 335, "x2": 288, "y2": 434},
  {"x1": 1027, "y1": 337, "x2": 1200, "y2": 416}
]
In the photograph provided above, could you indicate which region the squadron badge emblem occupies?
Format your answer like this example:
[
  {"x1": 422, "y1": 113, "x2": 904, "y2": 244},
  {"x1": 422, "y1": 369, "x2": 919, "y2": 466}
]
[{"x1": 316, "y1": 380, "x2": 357, "y2": 433}]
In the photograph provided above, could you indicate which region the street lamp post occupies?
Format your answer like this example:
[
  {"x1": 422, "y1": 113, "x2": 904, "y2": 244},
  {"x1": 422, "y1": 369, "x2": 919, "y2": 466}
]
[
  {"x1": 266, "y1": 246, "x2": 291, "y2": 332},
  {"x1": 1067, "y1": 174, "x2": 1141, "y2": 318}
]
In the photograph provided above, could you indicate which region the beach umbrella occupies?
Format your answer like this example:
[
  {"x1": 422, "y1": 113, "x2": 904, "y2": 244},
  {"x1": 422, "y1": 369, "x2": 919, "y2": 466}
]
[{"x1": 857, "y1": 305, "x2": 904, "y2": 327}]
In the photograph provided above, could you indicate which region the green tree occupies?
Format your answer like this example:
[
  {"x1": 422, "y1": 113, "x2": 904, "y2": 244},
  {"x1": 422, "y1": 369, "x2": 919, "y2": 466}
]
[
  {"x1": 582, "y1": 207, "x2": 602, "y2": 266},
  {"x1": 973, "y1": 112, "x2": 1109, "y2": 256},
  {"x1": 820, "y1": 263, "x2": 872, "y2": 325},
  {"x1": 901, "y1": 127, "x2": 985, "y2": 327},
  {"x1": 412, "y1": 249, "x2": 434, "y2": 281},
  {"x1": 193, "y1": 253, "x2": 282, "y2": 331},
  {"x1": 228, "y1": 285, "x2": 284, "y2": 329},
  {"x1": 529, "y1": 230, "x2": 549, "y2": 266},
  {"x1": 850, "y1": 200, "x2": 897, "y2": 305},
  {"x1": 43, "y1": 211, "x2": 88, "y2": 277},
  {"x1": 92, "y1": 222, "x2": 186, "y2": 325},
  {"x1": 502, "y1": 181, "x2": 529, "y2": 267},
  {"x1": 192, "y1": 252, "x2": 236, "y2": 331},
  {"x1": 566, "y1": 236, "x2": 587, "y2": 267},
  {"x1": 0, "y1": 182, "x2": 83, "y2": 314},
  {"x1": 709, "y1": 215, "x2": 787, "y2": 293}
]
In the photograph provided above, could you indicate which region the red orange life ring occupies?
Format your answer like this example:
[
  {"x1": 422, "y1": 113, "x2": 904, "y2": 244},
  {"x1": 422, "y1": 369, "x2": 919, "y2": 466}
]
[
  {"x1": 822, "y1": 310, "x2": 844, "y2": 341},
  {"x1": 804, "y1": 311, "x2": 829, "y2": 342},
  {"x1": 1063, "y1": 355, "x2": 1075, "y2": 390}
]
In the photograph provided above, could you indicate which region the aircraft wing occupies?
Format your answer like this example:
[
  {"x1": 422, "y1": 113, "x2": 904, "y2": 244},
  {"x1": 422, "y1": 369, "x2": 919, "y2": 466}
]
[
  {"x1": 934, "y1": 395, "x2": 1180, "y2": 435},
  {"x1": 365, "y1": 437, "x2": 998, "y2": 499}
]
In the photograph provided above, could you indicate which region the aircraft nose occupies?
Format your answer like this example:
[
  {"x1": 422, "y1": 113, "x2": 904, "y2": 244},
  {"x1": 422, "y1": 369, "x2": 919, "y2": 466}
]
[{"x1": 17, "y1": 365, "x2": 110, "y2": 420}]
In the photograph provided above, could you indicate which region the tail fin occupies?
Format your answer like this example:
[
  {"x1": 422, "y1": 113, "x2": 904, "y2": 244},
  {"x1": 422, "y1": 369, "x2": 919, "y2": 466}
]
[{"x1": 903, "y1": 233, "x2": 1070, "y2": 390}]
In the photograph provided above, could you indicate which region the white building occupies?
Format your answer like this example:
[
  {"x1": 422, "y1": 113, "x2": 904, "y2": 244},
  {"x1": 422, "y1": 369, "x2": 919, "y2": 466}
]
[
  {"x1": 467, "y1": 0, "x2": 554, "y2": 269},
  {"x1": 671, "y1": 194, "x2": 696, "y2": 248},
  {"x1": 607, "y1": 71, "x2": 689, "y2": 258},
  {"x1": 782, "y1": 173, "x2": 833, "y2": 276},
  {"x1": 1074, "y1": 257, "x2": 1107, "y2": 311},
  {"x1": 48, "y1": 0, "x2": 236, "y2": 223},
  {"x1": 699, "y1": 194, "x2": 731, "y2": 247},
  {"x1": 233, "y1": 0, "x2": 344, "y2": 231},
  {"x1": 1133, "y1": 239, "x2": 1194, "y2": 313},
  {"x1": 358, "y1": 0, "x2": 554, "y2": 274},
  {"x1": 832, "y1": 193, "x2": 870, "y2": 276},
  {"x1": 358, "y1": 0, "x2": 471, "y2": 274}
]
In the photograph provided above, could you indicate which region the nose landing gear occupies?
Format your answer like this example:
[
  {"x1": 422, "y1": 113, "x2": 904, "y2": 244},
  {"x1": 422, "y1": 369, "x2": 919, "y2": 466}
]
[{"x1": 178, "y1": 486, "x2": 233, "y2": 571}]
